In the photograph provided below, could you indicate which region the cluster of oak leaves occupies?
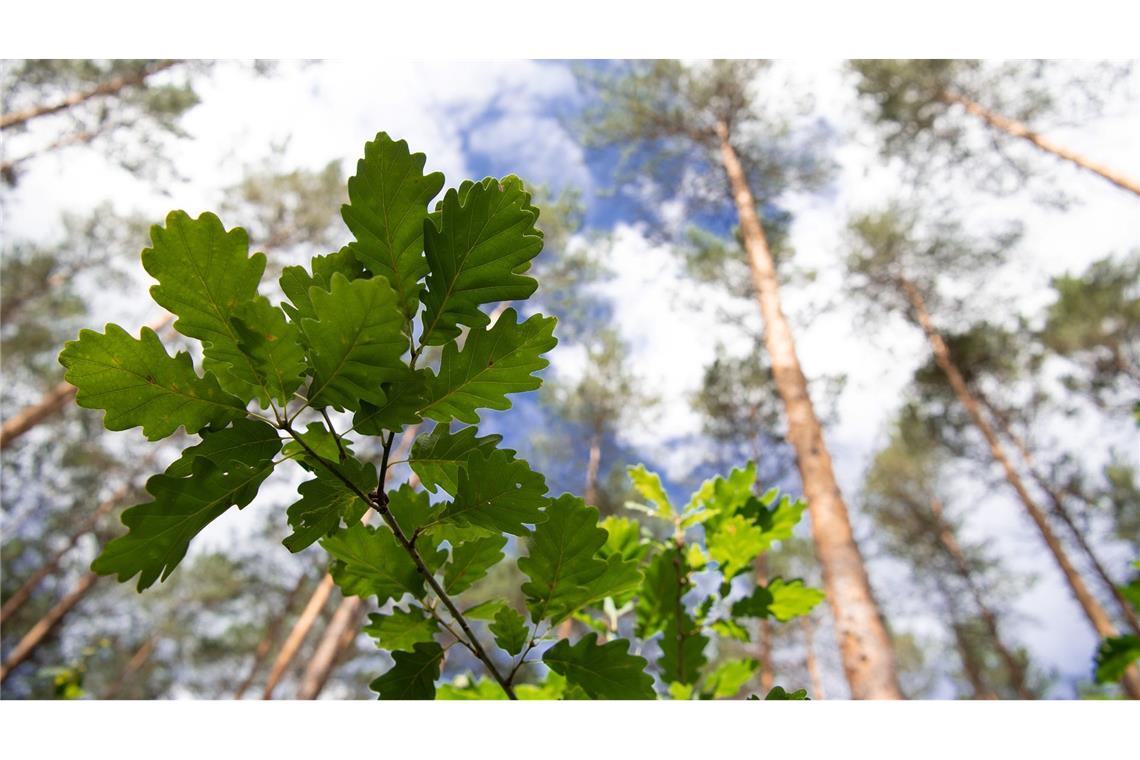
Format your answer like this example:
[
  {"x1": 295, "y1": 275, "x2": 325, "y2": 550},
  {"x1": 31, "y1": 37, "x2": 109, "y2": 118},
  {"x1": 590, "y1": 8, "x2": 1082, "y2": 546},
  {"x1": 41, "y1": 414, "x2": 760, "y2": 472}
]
[{"x1": 57, "y1": 132, "x2": 825, "y2": 700}]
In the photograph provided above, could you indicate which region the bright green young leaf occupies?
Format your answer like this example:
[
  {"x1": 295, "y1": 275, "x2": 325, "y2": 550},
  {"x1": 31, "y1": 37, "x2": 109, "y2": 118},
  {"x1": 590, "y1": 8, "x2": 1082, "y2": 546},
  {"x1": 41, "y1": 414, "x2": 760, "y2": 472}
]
[
  {"x1": 598, "y1": 516, "x2": 648, "y2": 563},
  {"x1": 283, "y1": 455, "x2": 376, "y2": 552},
  {"x1": 703, "y1": 658, "x2": 757, "y2": 699},
  {"x1": 229, "y1": 296, "x2": 306, "y2": 408},
  {"x1": 408, "y1": 425, "x2": 504, "y2": 495},
  {"x1": 91, "y1": 432, "x2": 280, "y2": 590},
  {"x1": 437, "y1": 677, "x2": 508, "y2": 700},
  {"x1": 419, "y1": 176, "x2": 543, "y2": 346},
  {"x1": 710, "y1": 618, "x2": 751, "y2": 643},
  {"x1": 489, "y1": 606, "x2": 528, "y2": 656},
  {"x1": 443, "y1": 534, "x2": 507, "y2": 595},
  {"x1": 627, "y1": 464, "x2": 673, "y2": 520},
  {"x1": 141, "y1": 211, "x2": 269, "y2": 401},
  {"x1": 301, "y1": 273, "x2": 407, "y2": 411},
  {"x1": 370, "y1": 642, "x2": 443, "y2": 700},
  {"x1": 519, "y1": 494, "x2": 608, "y2": 623},
  {"x1": 363, "y1": 608, "x2": 439, "y2": 653},
  {"x1": 732, "y1": 577, "x2": 825, "y2": 622},
  {"x1": 421, "y1": 310, "x2": 557, "y2": 424},
  {"x1": 635, "y1": 547, "x2": 685, "y2": 638},
  {"x1": 438, "y1": 449, "x2": 548, "y2": 537},
  {"x1": 321, "y1": 523, "x2": 422, "y2": 604},
  {"x1": 342, "y1": 132, "x2": 445, "y2": 320},
  {"x1": 543, "y1": 633, "x2": 655, "y2": 700},
  {"x1": 279, "y1": 248, "x2": 365, "y2": 325},
  {"x1": 1094, "y1": 634, "x2": 1140, "y2": 684},
  {"x1": 706, "y1": 514, "x2": 766, "y2": 581},
  {"x1": 58, "y1": 324, "x2": 246, "y2": 440},
  {"x1": 280, "y1": 421, "x2": 353, "y2": 470},
  {"x1": 765, "y1": 686, "x2": 809, "y2": 700}
]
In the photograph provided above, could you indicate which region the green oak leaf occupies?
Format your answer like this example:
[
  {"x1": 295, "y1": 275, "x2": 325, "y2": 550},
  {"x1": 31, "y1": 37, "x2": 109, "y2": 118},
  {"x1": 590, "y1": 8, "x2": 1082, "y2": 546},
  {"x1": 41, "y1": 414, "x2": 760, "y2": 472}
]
[
  {"x1": 342, "y1": 132, "x2": 445, "y2": 320},
  {"x1": 301, "y1": 273, "x2": 407, "y2": 411},
  {"x1": 409, "y1": 425, "x2": 504, "y2": 495},
  {"x1": 59, "y1": 324, "x2": 246, "y2": 441},
  {"x1": 421, "y1": 310, "x2": 557, "y2": 424},
  {"x1": 279, "y1": 248, "x2": 366, "y2": 325},
  {"x1": 437, "y1": 677, "x2": 508, "y2": 700},
  {"x1": 462, "y1": 600, "x2": 508, "y2": 621},
  {"x1": 363, "y1": 608, "x2": 439, "y2": 653},
  {"x1": 141, "y1": 210, "x2": 269, "y2": 401},
  {"x1": 438, "y1": 449, "x2": 548, "y2": 536},
  {"x1": 229, "y1": 296, "x2": 306, "y2": 408},
  {"x1": 764, "y1": 686, "x2": 809, "y2": 700},
  {"x1": 281, "y1": 421, "x2": 353, "y2": 470},
  {"x1": 703, "y1": 658, "x2": 757, "y2": 699},
  {"x1": 352, "y1": 368, "x2": 430, "y2": 435},
  {"x1": 419, "y1": 176, "x2": 543, "y2": 346},
  {"x1": 659, "y1": 613, "x2": 708, "y2": 686},
  {"x1": 386, "y1": 484, "x2": 448, "y2": 572},
  {"x1": 732, "y1": 577, "x2": 825, "y2": 622},
  {"x1": 283, "y1": 455, "x2": 376, "y2": 552},
  {"x1": 1094, "y1": 634, "x2": 1140, "y2": 684},
  {"x1": 489, "y1": 606, "x2": 528, "y2": 656},
  {"x1": 164, "y1": 419, "x2": 281, "y2": 478},
  {"x1": 321, "y1": 523, "x2": 422, "y2": 604},
  {"x1": 710, "y1": 618, "x2": 751, "y2": 643},
  {"x1": 627, "y1": 464, "x2": 674, "y2": 520},
  {"x1": 598, "y1": 516, "x2": 649, "y2": 563},
  {"x1": 91, "y1": 431, "x2": 280, "y2": 590},
  {"x1": 543, "y1": 633, "x2": 655, "y2": 700},
  {"x1": 519, "y1": 494, "x2": 608, "y2": 623},
  {"x1": 635, "y1": 547, "x2": 686, "y2": 637},
  {"x1": 443, "y1": 534, "x2": 507, "y2": 595},
  {"x1": 370, "y1": 642, "x2": 443, "y2": 700},
  {"x1": 706, "y1": 514, "x2": 766, "y2": 581}
]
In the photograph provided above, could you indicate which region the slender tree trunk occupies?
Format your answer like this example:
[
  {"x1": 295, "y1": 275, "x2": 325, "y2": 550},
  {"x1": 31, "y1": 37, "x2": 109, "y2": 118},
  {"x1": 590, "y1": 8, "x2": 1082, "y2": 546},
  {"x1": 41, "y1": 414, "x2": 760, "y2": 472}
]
[
  {"x1": 801, "y1": 614, "x2": 826, "y2": 700},
  {"x1": 261, "y1": 573, "x2": 334, "y2": 698},
  {"x1": 584, "y1": 425, "x2": 603, "y2": 506},
  {"x1": 898, "y1": 275, "x2": 1140, "y2": 698},
  {"x1": 233, "y1": 573, "x2": 310, "y2": 699},
  {"x1": 101, "y1": 633, "x2": 157, "y2": 699},
  {"x1": 1, "y1": 313, "x2": 173, "y2": 450},
  {"x1": 930, "y1": 498, "x2": 1035, "y2": 699},
  {"x1": 291, "y1": 427, "x2": 421, "y2": 699},
  {"x1": 939, "y1": 90, "x2": 1140, "y2": 197},
  {"x1": 0, "y1": 61, "x2": 180, "y2": 131},
  {"x1": 0, "y1": 484, "x2": 125, "y2": 623},
  {"x1": 716, "y1": 121, "x2": 902, "y2": 699},
  {"x1": 983, "y1": 400, "x2": 1140, "y2": 636},
  {"x1": 755, "y1": 555, "x2": 775, "y2": 693},
  {"x1": 951, "y1": 623, "x2": 998, "y2": 700},
  {"x1": 0, "y1": 572, "x2": 98, "y2": 683}
]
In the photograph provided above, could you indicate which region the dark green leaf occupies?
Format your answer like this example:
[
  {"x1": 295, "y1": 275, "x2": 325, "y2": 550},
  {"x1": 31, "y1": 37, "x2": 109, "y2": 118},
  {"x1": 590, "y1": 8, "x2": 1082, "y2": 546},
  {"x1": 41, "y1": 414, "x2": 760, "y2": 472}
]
[
  {"x1": 421, "y1": 310, "x2": 556, "y2": 424},
  {"x1": 419, "y1": 176, "x2": 543, "y2": 346},
  {"x1": 439, "y1": 449, "x2": 548, "y2": 536},
  {"x1": 370, "y1": 642, "x2": 443, "y2": 700},
  {"x1": 635, "y1": 547, "x2": 685, "y2": 637},
  {"x1": 443, "y1": 534, "x2": 507, "y2": 594},
  {"x1": 363, "y1": 608, "x2": 439, "y2": 653},
  {"x1": 342, "y1": 133, "x2": 445, "y2": 320},
  {"x1": 321, "y1": 523, "x2": 422, "y2": 604},
  {"x1": 279, "y1": 248, "x2": 365, "y2": 325},
  {"x1": 352, "y1": 367, "x2": 429, "y2": 434},
  {"x1": 543, "y1": 633, "x2": 655, "y2": 700},
  {"x1": 519, "y1": 494, "x2": 607, "y2": 623},
  {"x1": 229, "y1": 296, "x2": 306, "y2": 408},
  {"x1": 489, "y1": 606, "x2": 528, "y2": 656},
  {"x1": 764, "y1": 686, "x2": 809, "y2": 700},
  {"x1": 165, "y1": 418, "x2": 281, "y2": 478},
  {"x1": 283, "y1": 455, "x2": 376, "y2": 552},
  {"x1": 59, "y1": 324, "x2": 246, "y2": 440},
  {"x1": 732, "y1": 577, "x2": 825, "y2": 622},
  {"x1": 409, "y1": 425, "x2": 504, "y2": 495},
  {"x1": 1095, "y1": 634, "x2": 1140, "y2": 684},
  {"x1": 659, "y1": 613, "x2": 708, "y2": 686}
]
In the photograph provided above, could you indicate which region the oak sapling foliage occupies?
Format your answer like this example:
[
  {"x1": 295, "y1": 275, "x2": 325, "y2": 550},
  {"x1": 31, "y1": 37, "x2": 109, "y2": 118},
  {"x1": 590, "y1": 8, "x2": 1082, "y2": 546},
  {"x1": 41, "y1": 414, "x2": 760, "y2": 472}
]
[{"x1": 60, "y1": 131, "x2": 823, "y2": 699}]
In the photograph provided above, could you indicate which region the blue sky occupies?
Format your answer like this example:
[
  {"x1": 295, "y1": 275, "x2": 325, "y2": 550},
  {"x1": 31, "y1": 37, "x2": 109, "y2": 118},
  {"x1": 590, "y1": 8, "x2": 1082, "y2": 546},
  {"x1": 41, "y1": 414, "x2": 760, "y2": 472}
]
[{"x1": 4, "y1": 59, "x2": 1139, "y2": 698}]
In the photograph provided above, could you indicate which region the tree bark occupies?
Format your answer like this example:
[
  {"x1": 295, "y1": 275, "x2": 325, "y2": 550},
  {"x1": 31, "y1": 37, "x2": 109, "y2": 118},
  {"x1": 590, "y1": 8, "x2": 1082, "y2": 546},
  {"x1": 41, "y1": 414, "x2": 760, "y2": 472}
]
[
  {"x1": 951, "y1": 622, "x2": 998, "y2": 700},
  {"x1": 260, "y1": 573, "x2": 334, "y2": 699},
  {"x1": 101, "y1": 633, "x2": 157, "y2": 699},
  {"x1": 716, "y1": 121, "x2": 902, "y2": 699},
  {"x1": 983, "y1": 400, "x2": 1140, "y2": 636},
  {"x1": 801, "y1": 614, "x2": 826, "y2": 700},
  {"x1": 930, "y1": 498, "x2": 1035, "y2": 699},
  {"x1": 898, "y1": 275, "x2": 1140, "y2": 698},
  {"x1": 584, "y1": 425, "x2": 603, "y2": 506},
  {"x1": 233, "y1": 573, "x2": 310, "y2": 699},
  {"x1": 0, "y1": 313, "x2": 173, "y2": 450},
  {"x1": 0, "y1": 61, "x2": 180, "y2": 131},
  {"x1": 939, "y1": 90, "x2": 1140, "y2": 197},
  {"x1": 0, "y1": 484, "x2": 125, "y2": 623},
  {"x1": 0, "y1": 572, "x2": 98, "y2": 683}
]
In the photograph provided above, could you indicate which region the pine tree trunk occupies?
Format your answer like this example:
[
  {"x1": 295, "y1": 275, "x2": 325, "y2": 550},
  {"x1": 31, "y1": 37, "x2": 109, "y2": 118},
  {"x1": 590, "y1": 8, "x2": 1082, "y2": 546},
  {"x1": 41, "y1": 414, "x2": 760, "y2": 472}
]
[
  {"x1": 584, "y1": 425, "x2": 603, "y2": 506},
  {"x1": 0, "y1": 571, "x2": 98, "y2": 683},
  {"x1": 0, "y1": 313, "x2": 173, "y2": 450},
  {"x1": 716, "y1": 122, "x2": 902, "y2": 699},
  {"x1": 0, "y1": 484, "x2": 125, "y2": 623},
  {"x1": 0, "y1": 61, "x2": 180, "y2": 131},
  {"x1": 930, "y1": 498, "x2": 1035, "y2": 699},
  {"x1": 101, "y1": 633, "x2": 157, "y2": 699},
  {"x1": 801, "y1": 614, "x2": 826, "y2": 700},
  {"x1": 951, "y1": 623, "x2": 998, "y2": 700},
  {"x1": 234, "y1": 573, "x2": 310, "y2": 699},
  {"x1": 261, "y1": 573, "x2": 335, "y2": 698},
  {"x1": 939, "y1": 90, "x2": 1140, "y2": 197},
  {"x1": 898, "y1": 275, "x2": 1140, "y2": 698},
  {"x1": 983, "y1": 400, "x2": 1140, "y2": 636}
]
